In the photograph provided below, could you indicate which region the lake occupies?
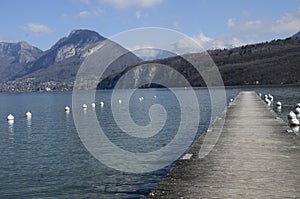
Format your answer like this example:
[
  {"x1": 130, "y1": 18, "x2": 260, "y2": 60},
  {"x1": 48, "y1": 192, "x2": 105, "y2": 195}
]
[{"x1": 0, "y1": 85, "x2": 299, "y2": 198}]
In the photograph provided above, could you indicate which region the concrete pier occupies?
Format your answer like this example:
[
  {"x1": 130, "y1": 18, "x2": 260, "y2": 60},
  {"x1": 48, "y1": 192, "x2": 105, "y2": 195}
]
[{"x1": 148, "y1": 91, "x2": 300, "y2": 198}]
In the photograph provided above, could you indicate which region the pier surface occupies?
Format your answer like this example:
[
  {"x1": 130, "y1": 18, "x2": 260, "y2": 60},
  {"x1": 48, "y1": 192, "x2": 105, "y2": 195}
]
[{"x1": 148, "y1": 91, "x2": 300, "y2": 198}]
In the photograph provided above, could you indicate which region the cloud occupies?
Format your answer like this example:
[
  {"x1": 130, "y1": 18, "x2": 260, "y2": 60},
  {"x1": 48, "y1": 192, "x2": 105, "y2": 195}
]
[
  {"x1": 28, "y1": 24, "x2": 56, "y2": 34},
  {"x1": 77, "y1": 9, "x2": 103, "y2": 18},
  {"x1": 101, "y1": 0, "x2": 163, "y2": 8},
  {"x1": 78, "y1": 10, "x2": 91, "y2": 17},
  {"x1": 228, "y1": 7, "x2": 300, "y2": 39},
  {"x1": 274, "y1": 8, "x2": 300, "y2": 33},
  {"x1": 20, "y1": 23, "x2": 56, "y2": 34}
]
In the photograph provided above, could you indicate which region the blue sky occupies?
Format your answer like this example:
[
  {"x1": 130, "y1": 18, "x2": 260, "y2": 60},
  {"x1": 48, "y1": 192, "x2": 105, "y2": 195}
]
[{"x1": 1, "y1": 0, "x2": 300, "y2": 50}]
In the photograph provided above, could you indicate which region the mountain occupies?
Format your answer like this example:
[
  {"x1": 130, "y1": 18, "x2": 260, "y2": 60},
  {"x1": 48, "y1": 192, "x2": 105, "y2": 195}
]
[
  {"x1": 134, "y1": 48, "x2": 177, "y2": 61},
  {"x1": 0, "y1": 29, "x2": 142, "y2": 91},
  {"x1": 210, "y1": 37, "x2": 300, "y2": 85},
  {"x1": 0, "y1": 41, "x2": 43, "y2": 81},
  {"x1": 17, "y1": 29, "x2": 107, "y2": 82},
  {"x1": 0, "y1": 29, "x2": 299, "y2": 92},
  {"x1": 99, "y1": 36, "x2": 300, "y2": 88}
]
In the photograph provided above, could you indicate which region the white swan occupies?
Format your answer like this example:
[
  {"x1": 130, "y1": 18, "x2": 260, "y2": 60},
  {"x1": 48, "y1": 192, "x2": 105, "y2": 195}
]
[
  {"x1": 288, "y1": 111, "x2": 297, "y2": 120},
  {"x1": 92, "y1": 103, "x2": 96, "y2": 108},
  {"x1": 118, "y1": 99, "x2": 122, "y2": 104},
  {"x1": 25, "y1": 112, "x2": 32, "y2": 118},
  {"x1": 276, "y1": 101, "x2": 282, "y2": 108},
  {"x1": 294, "y1": 107, "x2": 300, "y2": 114},
  {"x1": 290, "y1": 118, "x2": 300, "y2": 126},
  {"x1": 65, "y1": 106, "x2": 70, "y2": 112},
  {"x1": 294, "y1": 107, "x2": 300, "y2": 118},
  {"x1": 265, "y1": 97, "x2": 271, "y2": 106},
  {"x1": 268, "y1": 94, "x2": 274, "y2": 102},
  {"x1": 82, "y1": 104, "x2": 87, "y2": 109},
  {"x1": 100, "y1": 101, "x2": 104, "y2": 107},
  {"x1": 7, "y1": 114, "x2": 14, "y2": 121}
]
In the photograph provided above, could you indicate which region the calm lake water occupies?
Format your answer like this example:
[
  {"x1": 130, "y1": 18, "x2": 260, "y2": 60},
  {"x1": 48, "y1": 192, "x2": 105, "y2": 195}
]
[{"x1": 0, "y1": 86, "x2": 299, "y2": 198}]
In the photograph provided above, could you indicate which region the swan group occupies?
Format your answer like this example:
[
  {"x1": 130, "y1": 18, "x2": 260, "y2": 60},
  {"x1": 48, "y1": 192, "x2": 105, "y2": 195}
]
[
  {"x1": 259, "y1": 92, "x2": 299, "y2": 127},
  {"x1": 287, "y1": 105, "x2": 300, "y2": 126}
]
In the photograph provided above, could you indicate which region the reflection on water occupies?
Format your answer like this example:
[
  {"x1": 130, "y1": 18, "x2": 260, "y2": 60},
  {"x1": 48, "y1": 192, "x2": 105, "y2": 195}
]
[
  {"x1": 27, "y1": 117, "x2": 32, "y2": 128},
  {"x1": 277, "y1": 107, "x2": 282, "y2": 114},
  {"x1": 8, "y1": 120, "x2": 14, "y2": 133},
  {"x1": 65, "y1": 111, "x2": 71, "y2": 130}
]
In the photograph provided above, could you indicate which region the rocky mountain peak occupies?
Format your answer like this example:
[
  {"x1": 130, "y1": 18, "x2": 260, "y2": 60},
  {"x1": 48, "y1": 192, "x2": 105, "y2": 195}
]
[
  {"x1": 26, "y1": 29, "x2": 108, "y2": 77},
  {"x1": 0, "y1": 41, "x2": 42, "y2": 64},
  {"x1": 52, "y1": 29, "x2": 105, "y2": 50},
  {"x1": 18, "y1": 41, "x2": 32, "y2": 48},
  {"x1": 49, "y1": 29, "x2": 106, "y2": 62}
]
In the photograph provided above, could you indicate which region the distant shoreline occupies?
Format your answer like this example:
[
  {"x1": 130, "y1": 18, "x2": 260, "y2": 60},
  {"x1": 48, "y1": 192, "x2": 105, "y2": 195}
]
[{"x1": 0, "y1": 83, "x2": 299, "y2": 93}]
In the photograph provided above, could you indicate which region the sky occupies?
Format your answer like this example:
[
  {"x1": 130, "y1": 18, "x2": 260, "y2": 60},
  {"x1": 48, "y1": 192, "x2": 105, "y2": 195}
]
[{"x1": 1, "y1": 0, "x2": 300, "y2": 51}]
